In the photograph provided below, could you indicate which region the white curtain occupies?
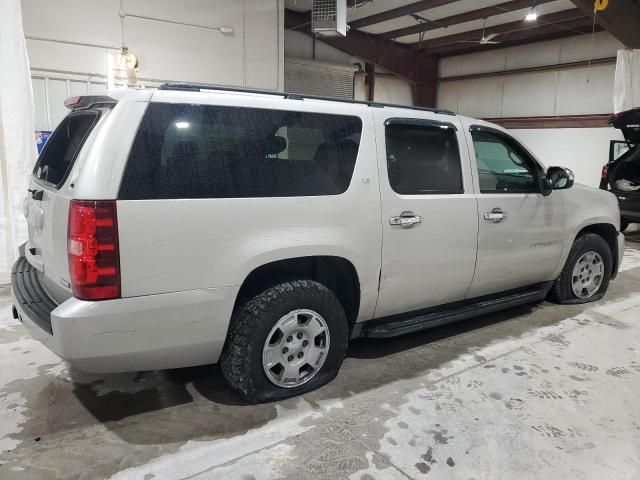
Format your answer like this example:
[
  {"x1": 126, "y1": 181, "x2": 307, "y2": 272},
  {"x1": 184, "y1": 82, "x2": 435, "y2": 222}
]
[
  {"x1": 0, "y1": 0, "x2": 36, "y2": 283},
  {"x1": 614, "y1": 49, "x2": 640, "y2": 114}
]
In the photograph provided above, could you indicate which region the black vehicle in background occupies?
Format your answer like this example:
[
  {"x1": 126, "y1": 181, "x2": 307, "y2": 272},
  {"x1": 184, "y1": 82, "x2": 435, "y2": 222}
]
[{"x1": 600, "y1": 108, "x2": 640, "y2": 232}]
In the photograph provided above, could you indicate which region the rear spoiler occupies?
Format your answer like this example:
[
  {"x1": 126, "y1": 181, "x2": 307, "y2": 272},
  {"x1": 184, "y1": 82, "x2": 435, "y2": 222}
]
[{"x1": 64, "y1": 95, "x2": 117, "y2": 111}]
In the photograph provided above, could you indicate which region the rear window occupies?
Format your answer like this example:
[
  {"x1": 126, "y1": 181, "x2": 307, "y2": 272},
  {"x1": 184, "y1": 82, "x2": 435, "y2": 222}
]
[
  {"x1": 33, "y1": 111, "x2": 99, "y2": 187},
  {"x1": 119, "y1": 103, "x2": 363, "y2": 200}
]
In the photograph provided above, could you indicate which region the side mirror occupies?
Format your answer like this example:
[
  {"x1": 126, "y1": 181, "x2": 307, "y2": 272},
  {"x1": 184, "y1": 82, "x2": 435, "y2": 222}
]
[
  {"x1": 538, "y1": 171, "x2": 553, "y2": 197},
  {"x1": 547, "y1": 166, "x2": 574, "y2": 190}
]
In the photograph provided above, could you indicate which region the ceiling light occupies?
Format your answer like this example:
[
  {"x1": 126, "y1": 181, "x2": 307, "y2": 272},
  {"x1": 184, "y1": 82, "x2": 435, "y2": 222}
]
[
  {"x1": 175, "y1": 122, "x2": 190, "y2": 129},
  {"x1": 525, "y1": 6, "x2": 538, "y2": 21}
]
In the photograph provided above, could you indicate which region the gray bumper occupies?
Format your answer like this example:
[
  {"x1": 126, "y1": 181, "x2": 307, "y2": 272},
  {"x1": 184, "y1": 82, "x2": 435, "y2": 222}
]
[{"x1": 11, "y1": 255, "x2": 239, "y2": 373}]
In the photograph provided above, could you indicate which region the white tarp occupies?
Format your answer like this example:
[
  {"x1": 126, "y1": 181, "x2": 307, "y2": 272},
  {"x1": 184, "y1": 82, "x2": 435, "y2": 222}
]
[
  {"x1": 614, "y1": 49, "x2": 640, "y2": 113},
  {"x1": 0, "y1": 0, "x2": 36, "y2": 283}
]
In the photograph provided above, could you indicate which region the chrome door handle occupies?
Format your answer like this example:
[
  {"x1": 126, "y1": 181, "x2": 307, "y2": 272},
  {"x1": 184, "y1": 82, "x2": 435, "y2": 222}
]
[
  {"x1": 484, "y1": 208, "x2": 508, "y2": 223},
  {"x1": 389, "y1": 211, "x2": 422, "y2": 229}
]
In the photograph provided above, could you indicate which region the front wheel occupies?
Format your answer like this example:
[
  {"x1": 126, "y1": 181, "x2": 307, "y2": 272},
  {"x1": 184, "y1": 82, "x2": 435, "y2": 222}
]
[
  {"x1": 550, "y1": 233, "x2": 612, "y2": 304},
  {"x1": 220, "y1": 280, "x2": 349, "y2": 403}
]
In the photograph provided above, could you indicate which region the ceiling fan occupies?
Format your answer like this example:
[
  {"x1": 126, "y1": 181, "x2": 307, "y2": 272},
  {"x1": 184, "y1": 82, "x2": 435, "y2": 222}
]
[{"x1": 457, "y1": 19, "x2": 501, "y2": 45}]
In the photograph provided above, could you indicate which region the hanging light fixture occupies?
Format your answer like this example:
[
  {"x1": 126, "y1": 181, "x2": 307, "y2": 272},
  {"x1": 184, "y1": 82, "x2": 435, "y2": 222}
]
[{"x1": 525, "y1": 4, "x2": 538, "y2": 21}]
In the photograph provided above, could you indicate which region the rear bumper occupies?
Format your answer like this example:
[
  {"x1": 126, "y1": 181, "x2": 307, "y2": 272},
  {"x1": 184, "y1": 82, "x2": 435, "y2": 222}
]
[{"x1": 11, "y1": 255, "x2": 238, "y2": 373}]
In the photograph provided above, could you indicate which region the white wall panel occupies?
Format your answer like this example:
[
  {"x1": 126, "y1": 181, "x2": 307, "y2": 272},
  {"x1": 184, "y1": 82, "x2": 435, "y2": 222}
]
[
  {"x1": 440, "y1": 32, "x2": 622, "y2": 79},
  {"x1": 22, "y1": 0, "x2": 282, "y2": 89},
  {"x1": 505, "y1": 40, "x2": 562, "y2": 70},
  {"x1": 245, "y1": 0, "x2": 280, "y2": 89},
  {"x1": 47, "y1": 79, "x2": 69, "y2": 129},
  {"x1": 123, "y1": 16, "x2": 244, "y2": 85},
  {"x1": 435, "y1": 81, "x2": 459, "y2": 113},
  {"x1": 555, "y1": 64, "x2": 615, "y2": 115},
  {"x1": 558, "y1": 32, "x2": 623, "y2": 63},
  {"x1": 21, "y1": 0, "x2": 121, "y2": 47},
  {"x1": 501, "y1": 71, "x2": 558, "y2": 117},
  {"x1": 373, "y1": 75, "x2": 413, "y2": 105},
  {"x1": 31, "y1": 77, "x2": 48, "y2": 131},
  {"x1": 514, "y1": 128, "x2": 623, "y2": 187},
  {"x1": 122, "y1": 0, "x2": 242, "y2": 28},
  {"x1": 26, "y1": 38, "x2": 110, "y2": 75},
  {"x1": 439, "y1": 49, "x2": 507, "y2": 78},
  {"x1": 455, "y1": 77, "x2": 504, "y2": 118}
]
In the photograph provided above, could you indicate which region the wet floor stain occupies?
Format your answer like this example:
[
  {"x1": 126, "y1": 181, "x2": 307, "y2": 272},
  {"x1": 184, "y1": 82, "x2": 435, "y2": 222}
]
[{"x1": 1, "y1": 246, "x2": 640, "y2": 479}]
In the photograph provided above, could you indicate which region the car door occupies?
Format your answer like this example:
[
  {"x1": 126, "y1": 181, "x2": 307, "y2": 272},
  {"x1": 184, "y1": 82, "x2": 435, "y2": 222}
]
[
  {"x1": 463, "y1": 121, "x2": 565, "y2": 299},
  {"x1": 374, "y1": 111, "x2": 479, "y2": 318}
]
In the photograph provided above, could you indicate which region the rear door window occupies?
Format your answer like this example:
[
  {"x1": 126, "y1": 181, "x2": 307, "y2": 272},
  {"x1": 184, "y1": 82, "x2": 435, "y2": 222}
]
[
  {"x1": 385, "y1": 120, "x2": 463, "y2": 195},
  {"x1": 33, "y1": 111, "x2": 100, "y2": 188},
  {"x1": 119, "y1": 103, "x2": 363, "y2": 199}
]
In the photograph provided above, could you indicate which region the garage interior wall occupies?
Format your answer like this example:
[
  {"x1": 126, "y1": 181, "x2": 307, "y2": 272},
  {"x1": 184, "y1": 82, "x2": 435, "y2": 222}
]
[
  {"x1": 437, "y1": 31, "x2": 625, "y2": 187},
  {"x1": 284, "y1": 29, "x2": 413, "y2": 105},
  {"x1": 23, "y1": 0, "x2": 285, "y2": 131}
]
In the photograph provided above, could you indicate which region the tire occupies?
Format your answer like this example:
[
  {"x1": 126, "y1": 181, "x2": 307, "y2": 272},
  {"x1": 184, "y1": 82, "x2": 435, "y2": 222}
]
[
  {"x1": 220, "y1": 280, "x2": 349, "y2": 403},
  {"x1": 620, "y1": 218, "x2": 630, "y2": 233},
  {"x1": 550, "y1": 233, "x2": 612, "y2": 304}
]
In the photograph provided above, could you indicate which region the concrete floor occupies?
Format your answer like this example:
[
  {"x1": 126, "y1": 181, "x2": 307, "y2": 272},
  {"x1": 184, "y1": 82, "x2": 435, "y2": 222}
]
[{"x1": 1, "y1": 229, "x2": 640, "y2": 480}]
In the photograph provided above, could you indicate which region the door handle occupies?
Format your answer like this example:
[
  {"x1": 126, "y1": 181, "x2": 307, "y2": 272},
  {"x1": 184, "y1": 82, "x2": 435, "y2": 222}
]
[
  {"x1": 389, "y1": 211, "x2": 422, "y2": 229},
  {"x1": 484, "y1": 208, "x2": 508, "y2": 223}
]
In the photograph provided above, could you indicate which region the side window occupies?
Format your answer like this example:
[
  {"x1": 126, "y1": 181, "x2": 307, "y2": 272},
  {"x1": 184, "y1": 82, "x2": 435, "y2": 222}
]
[
  {"x1": 33, "y1": 111, "x2": 99, "y2": 187},
  {"x1": 119, "y1": 103, "x2": 362, "y2": 199},
  {"x1": 385, "y1": 121, "x2": 463, "y2": 195},
  {"x1": 471, "y1": 130, "x2": 540, "y2": 193}
]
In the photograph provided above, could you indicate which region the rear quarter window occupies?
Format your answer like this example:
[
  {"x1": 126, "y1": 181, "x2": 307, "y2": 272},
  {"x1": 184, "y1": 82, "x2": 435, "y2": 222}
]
[
  {"x1": 119, "y1": 103, "x2": 363, "y2": 200},
  {"x1": 33, "y1": 111, "x2": 100, "y2": 188}
]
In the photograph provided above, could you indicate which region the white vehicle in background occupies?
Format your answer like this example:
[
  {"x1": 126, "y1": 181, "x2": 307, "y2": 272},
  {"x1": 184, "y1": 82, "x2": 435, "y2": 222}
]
[{"x1": 12, "y1": 84, "x2": 623, "y2": 403}]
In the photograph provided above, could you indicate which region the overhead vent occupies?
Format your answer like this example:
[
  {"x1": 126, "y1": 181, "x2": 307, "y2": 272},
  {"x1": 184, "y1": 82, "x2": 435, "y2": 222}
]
[{"x1": 312, "y1": 0, "x2": 347, "y2": 37}]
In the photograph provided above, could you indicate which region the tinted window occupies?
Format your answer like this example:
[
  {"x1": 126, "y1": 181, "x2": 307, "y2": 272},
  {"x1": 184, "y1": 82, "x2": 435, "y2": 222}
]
[
  {"x1": 385, "y1": 122, "x2": 463, "y2": 194},
  {"x1": 471, "y1": 130, "x2": 539, "y2": 193},
  {"x1": 33, "y1": 111, "x2": 99, "y2": 187},
  {"x1": 119, "y1": 103, "x2": 362, "y2": 199}
]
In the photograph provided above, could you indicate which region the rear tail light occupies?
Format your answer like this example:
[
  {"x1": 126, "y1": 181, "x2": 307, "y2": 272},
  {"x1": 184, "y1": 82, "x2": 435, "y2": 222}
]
[
  {"x1": 68, "y1": 200, "x2": 120, "y2": 300},
  {"x1": 601, "y1": 165, "x2": 608, "y2": 179}
]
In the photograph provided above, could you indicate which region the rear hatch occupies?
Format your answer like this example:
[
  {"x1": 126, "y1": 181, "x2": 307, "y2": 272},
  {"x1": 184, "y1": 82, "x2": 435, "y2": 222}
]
[
  {"x1": 610, "y1": 108, "x2": 640, "y2": 146},
  {"x1": 25, "y1": 97, "x2": 114, "y2": 303},
  {"x1": 607, "y1": 109, "x2": 640, "y2": 215}
]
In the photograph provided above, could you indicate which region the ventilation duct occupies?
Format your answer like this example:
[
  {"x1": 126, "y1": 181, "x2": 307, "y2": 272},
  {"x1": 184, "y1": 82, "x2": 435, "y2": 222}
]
[{"x1": 312, "y1": 0, "x2": 347, "y2": 37}]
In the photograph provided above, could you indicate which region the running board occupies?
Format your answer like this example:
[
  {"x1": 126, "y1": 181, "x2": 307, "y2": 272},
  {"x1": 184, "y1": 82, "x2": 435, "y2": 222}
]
[{"x1": 356, "y1": 282, "x2": 552, "y2": 339}]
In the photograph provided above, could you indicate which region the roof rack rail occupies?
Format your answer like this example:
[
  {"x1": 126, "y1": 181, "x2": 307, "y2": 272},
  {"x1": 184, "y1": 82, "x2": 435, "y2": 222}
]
[{"x1": 157, "y1": 83, "x2": 455, "y2": 116}]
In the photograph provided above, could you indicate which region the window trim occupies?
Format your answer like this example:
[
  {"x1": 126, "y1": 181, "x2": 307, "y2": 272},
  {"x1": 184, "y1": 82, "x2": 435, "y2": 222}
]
[
  {"x1": 33, "y1": 110, "x2": 101, "y2": 190},
  {"x1": 469, "y1": 124, "x2": 543, "y2": 195},
  {"x1": 385, "y1": 117, "x2": 465, "y2": 196},
  {"x1": 385, "y1": 117, "x2": 458, "y2": 131}
]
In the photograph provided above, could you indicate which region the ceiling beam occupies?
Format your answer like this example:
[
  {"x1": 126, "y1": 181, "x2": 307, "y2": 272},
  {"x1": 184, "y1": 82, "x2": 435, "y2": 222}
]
[
  {"x1": 378, "y1": 0, "x2": 555, "y2": 41},
  {"x1": 570, "y1": 0, "x2": 640, "y2": 48},
  {"x1": 285, "y1": 9, "x2": 439, "y2": 106},
  {"x1": 348, "y1": 0, "x2": 458, "y2": 30},
  {"x1": 416, "y1": 8, "x2": 586, "y2": 52}
]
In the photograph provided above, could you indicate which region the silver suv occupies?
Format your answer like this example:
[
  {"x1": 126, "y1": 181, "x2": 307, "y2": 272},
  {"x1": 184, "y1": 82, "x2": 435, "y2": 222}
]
[{"x1": 12, "y1": 84, "x2": 624, "y2": 402}]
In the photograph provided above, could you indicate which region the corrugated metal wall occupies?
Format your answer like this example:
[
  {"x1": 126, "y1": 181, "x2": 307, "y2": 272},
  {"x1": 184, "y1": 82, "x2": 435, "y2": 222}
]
[{"x1": 284, "y1": 57, "x2": 357, "y2": 99}]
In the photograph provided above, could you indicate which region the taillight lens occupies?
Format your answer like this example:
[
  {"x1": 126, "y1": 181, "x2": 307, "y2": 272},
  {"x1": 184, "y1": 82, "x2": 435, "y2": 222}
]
[
  {"x1": 68, "y1": 200, "x2": 120, "y2": 300},
  {"x1": 601, "y1": 165, "x2": 608, "y2": 178}
]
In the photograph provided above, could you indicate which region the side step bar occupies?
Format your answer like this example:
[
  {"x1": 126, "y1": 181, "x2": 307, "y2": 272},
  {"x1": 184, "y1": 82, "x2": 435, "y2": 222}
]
[{"x1": 355, "y1": 282, "x2": 553, "y2": 339}]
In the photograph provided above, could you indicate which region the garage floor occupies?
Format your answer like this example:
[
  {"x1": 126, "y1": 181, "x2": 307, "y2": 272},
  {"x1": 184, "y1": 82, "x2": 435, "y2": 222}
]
[{"x1": 1, "y1": 230, "x2": 640, "y2": 480}]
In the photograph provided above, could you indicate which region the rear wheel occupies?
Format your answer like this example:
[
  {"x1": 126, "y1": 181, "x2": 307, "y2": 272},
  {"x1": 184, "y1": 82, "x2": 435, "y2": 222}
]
[
  {"x1": 551, "y1": 233, "x2": 612, "y2": 304},
  {"x1": 220, "y1": 280, "x2": 348, "y2": 403}
]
